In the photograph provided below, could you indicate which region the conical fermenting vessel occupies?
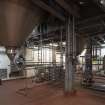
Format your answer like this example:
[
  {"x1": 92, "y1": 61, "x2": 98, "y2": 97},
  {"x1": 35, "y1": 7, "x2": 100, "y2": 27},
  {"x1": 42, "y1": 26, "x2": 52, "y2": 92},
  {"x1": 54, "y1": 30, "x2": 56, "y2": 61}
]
[{"x1": 0, "y1": 0, "x2": 44, "y2": 47}]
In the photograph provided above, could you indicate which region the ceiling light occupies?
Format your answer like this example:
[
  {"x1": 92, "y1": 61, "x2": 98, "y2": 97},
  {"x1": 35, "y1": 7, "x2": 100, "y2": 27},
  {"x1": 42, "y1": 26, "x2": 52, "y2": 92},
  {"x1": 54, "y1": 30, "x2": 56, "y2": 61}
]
[
  {"x1": 79, "y1": 1, "x2": 84, "y2": 5},
  {"x1": 100, "y1": 0, "x2": 105, "y2": 5}
]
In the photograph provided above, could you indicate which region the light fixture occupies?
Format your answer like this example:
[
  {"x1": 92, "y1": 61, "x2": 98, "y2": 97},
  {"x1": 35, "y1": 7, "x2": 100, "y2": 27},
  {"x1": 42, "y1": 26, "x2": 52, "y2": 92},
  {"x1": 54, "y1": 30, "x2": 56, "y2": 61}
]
[
  {"x1": 100, "y1": 0, "x2": 105, "y2": 5},
  {"x1": 79, "y1": 1, "x2": 84, "y2": 5},
  {"x1": 62, "y1": 42, "x2": 66, "y2": 45}
]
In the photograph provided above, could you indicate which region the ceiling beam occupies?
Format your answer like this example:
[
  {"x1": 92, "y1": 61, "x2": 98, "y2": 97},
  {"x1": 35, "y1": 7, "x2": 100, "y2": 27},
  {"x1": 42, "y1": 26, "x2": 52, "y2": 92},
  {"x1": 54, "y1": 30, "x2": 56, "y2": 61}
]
[
  {"x1": 90, "y1": 31, "x2": 105, "y2": 37},
  {"x1": 92, "y1": 37, "x2": 101, "y2": 45},
  {"x1": 77, "y1": 23, "x2": 102, "y2": 31},
  {"x1": 97, "y1": 35, "x2": 105, "y2": 41},
  {"x1": 77, "y1": 14, "x2": 105, "y2": 25},
  {"x1": 55, "y1": 0, "x2": 80, "y2": 17},
  {"x1": 32, "y1": 0, "x2": 65, "y2": 21}
]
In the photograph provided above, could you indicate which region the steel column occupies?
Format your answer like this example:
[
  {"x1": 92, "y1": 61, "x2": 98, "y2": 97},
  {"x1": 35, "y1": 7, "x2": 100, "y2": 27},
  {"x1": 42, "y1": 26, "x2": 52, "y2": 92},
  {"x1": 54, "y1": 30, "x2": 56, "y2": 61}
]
[{"x1": 65, "y1": 16, "x2": 76, "y2": 93}]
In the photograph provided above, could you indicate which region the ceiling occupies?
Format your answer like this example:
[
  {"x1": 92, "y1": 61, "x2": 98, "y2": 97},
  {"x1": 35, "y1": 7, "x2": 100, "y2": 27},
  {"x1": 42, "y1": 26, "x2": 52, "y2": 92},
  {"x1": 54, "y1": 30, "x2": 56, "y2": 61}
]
[{"x1": 27, "y1": 0, "x2": 105, "y2": 46}]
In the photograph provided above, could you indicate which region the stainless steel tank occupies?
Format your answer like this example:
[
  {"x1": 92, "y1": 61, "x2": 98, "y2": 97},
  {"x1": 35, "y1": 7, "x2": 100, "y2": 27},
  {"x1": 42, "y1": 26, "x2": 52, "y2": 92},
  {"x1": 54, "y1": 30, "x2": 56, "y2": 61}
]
[{"x1": 0, "y1": 0, "x2": 44, "y2": 47}]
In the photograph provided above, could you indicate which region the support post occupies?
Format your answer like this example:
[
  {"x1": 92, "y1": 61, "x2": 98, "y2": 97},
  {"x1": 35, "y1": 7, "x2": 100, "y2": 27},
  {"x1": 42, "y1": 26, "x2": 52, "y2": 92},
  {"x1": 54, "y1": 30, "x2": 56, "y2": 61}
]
[
  {"x1": 83, "y1": 38, "x2": 93, "y2": 86},
  {"x1": 65, "y1": 16, "x2": 76, "y2": 94},
  {"x1": 60, "y1": 27, "x2": 63, "y2": 67},
  {"x1": 52, "y1": 41, "x2": 56, "y2": 81}
]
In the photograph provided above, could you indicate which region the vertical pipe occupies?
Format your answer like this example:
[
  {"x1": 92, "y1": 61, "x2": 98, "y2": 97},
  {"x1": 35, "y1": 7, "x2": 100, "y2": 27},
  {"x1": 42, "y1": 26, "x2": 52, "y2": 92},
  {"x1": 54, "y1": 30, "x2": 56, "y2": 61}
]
[
  {"x1": 100, "y1": 47, "x2": 101, "y2": 67},
  {"x1": 52, "y1": 40, "x2": 56, "y2": 80},
  {"x1": 40, "y1": 25, "x2": 43, "y2": 65},
  {"x1": 40, "y1": 38, "x2": 42, "y2": 65},
  {"x1": 73, "y1": 16, "x2": 76, "y2": 83},
  {"x1": 60, "y1": 27, "x2": 63, "y2": 67}
]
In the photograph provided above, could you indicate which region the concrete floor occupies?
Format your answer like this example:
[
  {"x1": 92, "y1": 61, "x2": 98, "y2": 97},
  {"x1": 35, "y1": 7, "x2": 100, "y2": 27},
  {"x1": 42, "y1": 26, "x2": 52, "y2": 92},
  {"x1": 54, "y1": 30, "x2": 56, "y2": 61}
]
[{"x1": 0, "y1": 79, "x2": 105, "y2": 105}]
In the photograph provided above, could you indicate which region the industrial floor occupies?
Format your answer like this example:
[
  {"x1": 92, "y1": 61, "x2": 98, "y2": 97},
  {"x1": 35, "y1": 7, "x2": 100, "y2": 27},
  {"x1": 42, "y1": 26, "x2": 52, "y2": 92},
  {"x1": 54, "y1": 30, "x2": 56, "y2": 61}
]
[{"x1": 0, "y1": 79, "x2": 105, "y2": 105}]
